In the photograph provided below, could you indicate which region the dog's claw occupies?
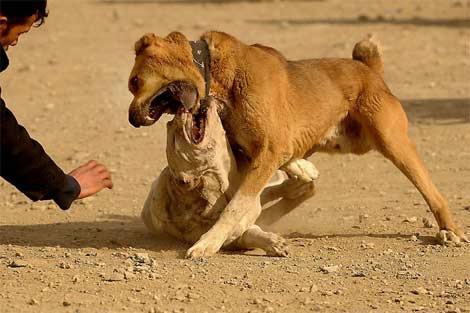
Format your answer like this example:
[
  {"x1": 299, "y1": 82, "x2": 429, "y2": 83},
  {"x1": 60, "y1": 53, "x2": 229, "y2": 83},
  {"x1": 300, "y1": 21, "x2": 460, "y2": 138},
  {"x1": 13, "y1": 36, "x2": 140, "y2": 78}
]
[
  {"x1": 265, "y1": 237, "x2": 290, "y2": 257},
  {"x1": 436, "y1": 229, "x2": 468, "y2": 246}
]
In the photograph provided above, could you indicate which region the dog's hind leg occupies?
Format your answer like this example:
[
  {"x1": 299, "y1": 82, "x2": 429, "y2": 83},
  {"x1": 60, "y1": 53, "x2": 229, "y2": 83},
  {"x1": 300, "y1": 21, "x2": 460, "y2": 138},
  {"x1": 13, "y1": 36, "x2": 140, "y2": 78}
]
[
  {"x1": 232, "y1": 225, "x2": 289, "y2": 257},
  {"x1": 257, "y1": 159, "x2": 318, "y2": 226},
  {"x1": 257, "y1": 181, "x2": 316, "y2": 226},
  {"x1": 361, "y1": 94, "x2": 468, "y2": 244}
]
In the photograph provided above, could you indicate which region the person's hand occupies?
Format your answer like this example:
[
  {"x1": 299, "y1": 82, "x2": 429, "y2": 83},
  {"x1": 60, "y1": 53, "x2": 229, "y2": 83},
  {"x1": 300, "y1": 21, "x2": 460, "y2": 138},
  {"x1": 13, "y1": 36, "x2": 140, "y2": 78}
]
[{"x1": 68, "y1": 160, "x2": 113, "y2": 199}]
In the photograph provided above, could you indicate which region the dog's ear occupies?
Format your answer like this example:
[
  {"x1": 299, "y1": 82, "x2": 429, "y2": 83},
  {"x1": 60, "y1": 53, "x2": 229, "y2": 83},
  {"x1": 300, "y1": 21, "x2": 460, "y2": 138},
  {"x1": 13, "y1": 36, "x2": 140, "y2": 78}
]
[
  {"x1": 135, "y1": 33, "x2": 161, "y2": 55},
  {"x1": 165, "y1": 32, "x2": 187, "y2": 45}
]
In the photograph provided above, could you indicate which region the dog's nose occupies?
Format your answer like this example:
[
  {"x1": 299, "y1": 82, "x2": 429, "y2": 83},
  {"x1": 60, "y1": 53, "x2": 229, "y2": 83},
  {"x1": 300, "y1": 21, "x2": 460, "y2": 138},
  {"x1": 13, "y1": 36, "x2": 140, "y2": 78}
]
[{"x1": 128, "y1": 113, "x2": 141, "y2": 128}]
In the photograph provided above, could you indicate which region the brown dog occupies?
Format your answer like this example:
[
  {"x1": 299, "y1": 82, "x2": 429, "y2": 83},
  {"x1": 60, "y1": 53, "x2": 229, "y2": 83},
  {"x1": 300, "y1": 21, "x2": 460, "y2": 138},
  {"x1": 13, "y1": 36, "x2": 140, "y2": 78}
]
[{"x1": 128, "y1": 31, "x2": 468, "y2": 258}]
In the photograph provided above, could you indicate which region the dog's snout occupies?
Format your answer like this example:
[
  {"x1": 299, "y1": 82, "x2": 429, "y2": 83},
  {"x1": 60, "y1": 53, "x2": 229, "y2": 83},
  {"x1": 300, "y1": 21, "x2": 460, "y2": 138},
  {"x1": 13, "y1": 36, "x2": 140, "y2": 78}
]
[
  {"x1": 128, "y1": 100, "x2": 143, "y2": 128},
  {"x1": 128, "y1": 113, "x2": 142, "y2": 128}
]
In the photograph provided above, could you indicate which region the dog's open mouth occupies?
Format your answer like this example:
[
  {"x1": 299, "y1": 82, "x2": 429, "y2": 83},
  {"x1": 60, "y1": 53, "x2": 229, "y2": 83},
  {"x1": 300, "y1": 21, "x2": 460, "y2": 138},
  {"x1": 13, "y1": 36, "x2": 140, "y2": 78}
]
[{"x1": 148, "y1": 81, "x2": 198, "y2": 123}]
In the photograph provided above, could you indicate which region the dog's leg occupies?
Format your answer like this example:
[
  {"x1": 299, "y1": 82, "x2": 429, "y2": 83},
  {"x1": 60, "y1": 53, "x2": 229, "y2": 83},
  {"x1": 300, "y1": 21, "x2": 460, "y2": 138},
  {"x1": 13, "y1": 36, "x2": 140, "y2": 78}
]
[
  {"x1": 141, "y1": 169, "x2": 170, "y2": 235},
  {"x1": 232, "y1": 225, "x2": 289, "y2": 257},
  {"x1": 186, "y1": 147, "x2": 281, "y2": 258},
  {"x1": 257, "y1": 180, "x2": 316, "y2": 226},
  {"x1": 257, "y1": 159, "x2": 318, "y2": 225},
  {"x1": 363, "y1": 95, "x2": 468, "y2": 244}
]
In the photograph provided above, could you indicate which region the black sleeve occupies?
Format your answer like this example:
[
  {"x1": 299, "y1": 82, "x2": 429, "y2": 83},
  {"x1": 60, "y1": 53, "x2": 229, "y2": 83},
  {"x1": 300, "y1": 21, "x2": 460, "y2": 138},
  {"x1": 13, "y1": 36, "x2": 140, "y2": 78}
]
[{"x1": 0, "y1": 95, "x2": 81, "y2": 210}]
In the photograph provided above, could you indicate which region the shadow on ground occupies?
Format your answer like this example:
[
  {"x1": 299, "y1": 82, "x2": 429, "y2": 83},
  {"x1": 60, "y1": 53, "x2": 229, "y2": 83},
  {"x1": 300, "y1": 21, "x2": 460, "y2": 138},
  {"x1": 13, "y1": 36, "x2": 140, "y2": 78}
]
[
  {"x1": 0, "y1": 214, "x2": 188, "y2": 252},
  {"x1": 247, "y1": 17, "x2": 470, "y2": 28},
  {"x1": 402, "y1": 98, "x2": 470, "y2": 124},
  {"x1": 285, "y1": 231, "x2": 439, "y2": 245}
]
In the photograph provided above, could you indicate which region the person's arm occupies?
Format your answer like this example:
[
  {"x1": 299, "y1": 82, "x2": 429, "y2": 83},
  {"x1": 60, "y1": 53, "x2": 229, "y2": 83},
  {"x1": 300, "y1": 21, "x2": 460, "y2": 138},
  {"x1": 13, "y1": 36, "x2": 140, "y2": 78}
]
[{"x1": 0, "y1": 96, "x2": 80, "y2": 209}]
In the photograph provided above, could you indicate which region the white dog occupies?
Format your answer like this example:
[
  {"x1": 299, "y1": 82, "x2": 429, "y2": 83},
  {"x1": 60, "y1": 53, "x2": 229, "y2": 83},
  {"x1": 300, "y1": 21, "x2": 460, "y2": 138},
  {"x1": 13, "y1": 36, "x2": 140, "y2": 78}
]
[{"x1": 141, "y1": 98, "x2": 318, "y2": 257}]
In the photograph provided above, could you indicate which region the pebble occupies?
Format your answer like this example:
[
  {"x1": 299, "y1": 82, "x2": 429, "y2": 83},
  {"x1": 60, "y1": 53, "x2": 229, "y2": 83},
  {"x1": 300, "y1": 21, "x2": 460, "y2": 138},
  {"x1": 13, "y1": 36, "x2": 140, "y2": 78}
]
[
  {"x1": 309, "y1": 284, "x2": 319, "y2": 293},
  {"x1": 8, "y1": 260, "x2": 28, "y2": 268},
  {"x1": 403, "y1": 216, "x2": 418, "y2": 223},
  {"x1": 422, "y1": 217, "x2": 435, "y2": 228},
  {"x1": 352, "y1": 271, "x2": 366, "y2": 277},
  {"x1": 320, "y1": 265, "x2": 339, "y2": 274},
  {"x1": 411, "y1": 287, "x2": 428, "y2": 295},
  {"x1": 104, "y1": 272, "x2": 125, "y2": 282},
  {"x1": 133, "y1": 253, "x2": 151, "y2": 264},
  {"x1": 359, "y1": 214, "x2": 369, "y2": 223}
]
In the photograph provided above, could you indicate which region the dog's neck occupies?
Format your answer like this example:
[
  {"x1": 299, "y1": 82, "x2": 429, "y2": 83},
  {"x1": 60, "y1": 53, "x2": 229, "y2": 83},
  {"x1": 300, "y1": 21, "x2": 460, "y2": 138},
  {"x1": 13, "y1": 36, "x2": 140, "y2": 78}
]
[{"x1": 190, "y1": 40, "x2": 211, "y2": 100}]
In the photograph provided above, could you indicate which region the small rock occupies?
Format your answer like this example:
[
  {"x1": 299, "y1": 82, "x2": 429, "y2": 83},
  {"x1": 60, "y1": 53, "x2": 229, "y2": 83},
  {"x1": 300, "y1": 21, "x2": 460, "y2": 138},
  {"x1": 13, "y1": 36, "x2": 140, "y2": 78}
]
[
  {"x1": 360, "y1": 242, "x2": 375, "y2": 249},
  {"x1": 403, "y1": 216, "x2": 418, "y2": 223},
  {"x1": 411, "y1": 287, "x2": 428, "y2": 295},
  {"x1": 58, "y1": 262, "x2": 72, "y2": 269},
  {"x1": 422, "y1": 217, "x2": 435, "y2": 228},
  {"x1": 8, "y1": 260, "x2": 28, "y2": 268},
  {"x1": 104, "y1": 272, "x2": 124, "y2": 282},
  {"x1": 133, "y1": 253, "x2": 150, "y2": 264},
  {"x1": 28, "y1": 298, "x2": 39, "y2": 305},
  {"x1": 352, "y1": 271, "x2": 366, "y2": 277},
  {"x1": 309, "y1": 284, "x2": 319, "y2": 293},
  {"x1": 63, "y1": 301, "x2": 71, "y2": 307},
  {"x1": 359, "y1": 214, "x2": 369, "y2": 223},
  {"x1": 410, "y1": 235, "x2": 418, "y2": 242},
  {"x1": 320, "y1": 265, "x2": 339, "y2": 274}
]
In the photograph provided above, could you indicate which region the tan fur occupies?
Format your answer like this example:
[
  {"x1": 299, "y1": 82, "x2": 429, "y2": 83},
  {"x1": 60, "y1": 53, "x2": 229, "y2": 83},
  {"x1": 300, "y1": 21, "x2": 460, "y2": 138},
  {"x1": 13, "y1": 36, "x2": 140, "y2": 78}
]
[
  {"x1": 129, "y1": 32, "x2": 468, "y2": 257},
  {"x1": 141, "y1": 98, "x2": 317, "y2": 256}
]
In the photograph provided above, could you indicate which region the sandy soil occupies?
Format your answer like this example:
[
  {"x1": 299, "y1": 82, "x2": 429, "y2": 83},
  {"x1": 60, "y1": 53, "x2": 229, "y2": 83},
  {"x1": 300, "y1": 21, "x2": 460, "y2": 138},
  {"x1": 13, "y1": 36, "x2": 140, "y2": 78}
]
[{"x1": 1, "y1": 0, "x2": 469, "y2": 312}]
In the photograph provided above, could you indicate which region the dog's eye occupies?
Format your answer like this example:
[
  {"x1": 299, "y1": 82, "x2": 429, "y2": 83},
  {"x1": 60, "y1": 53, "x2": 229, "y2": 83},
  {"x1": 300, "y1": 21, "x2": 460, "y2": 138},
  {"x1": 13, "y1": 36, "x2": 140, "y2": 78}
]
[{"x1": 129, "y1": 76, "x2": 140, "y2": 92}]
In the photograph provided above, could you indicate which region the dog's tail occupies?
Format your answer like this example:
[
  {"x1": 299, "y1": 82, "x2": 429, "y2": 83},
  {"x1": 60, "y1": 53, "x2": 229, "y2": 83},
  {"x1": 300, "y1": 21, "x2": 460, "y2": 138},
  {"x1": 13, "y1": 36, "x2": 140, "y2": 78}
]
[{"x1": 352, "y1": 34, "x2": 384, "y2": 77}]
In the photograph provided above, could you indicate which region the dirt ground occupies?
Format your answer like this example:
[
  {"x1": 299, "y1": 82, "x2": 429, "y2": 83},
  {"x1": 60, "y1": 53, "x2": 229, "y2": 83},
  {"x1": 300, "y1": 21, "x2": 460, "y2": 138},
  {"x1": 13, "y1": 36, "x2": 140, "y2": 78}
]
[{"x1": 1, "y1": 0, "x2": 469, "y2": 312}]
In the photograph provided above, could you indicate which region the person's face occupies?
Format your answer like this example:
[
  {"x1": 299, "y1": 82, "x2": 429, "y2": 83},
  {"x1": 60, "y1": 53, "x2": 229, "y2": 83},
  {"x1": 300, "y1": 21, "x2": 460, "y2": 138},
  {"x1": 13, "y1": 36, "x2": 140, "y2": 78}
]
[{"x1": 0, "y1": 14, "x2": 37, "y2": 50}]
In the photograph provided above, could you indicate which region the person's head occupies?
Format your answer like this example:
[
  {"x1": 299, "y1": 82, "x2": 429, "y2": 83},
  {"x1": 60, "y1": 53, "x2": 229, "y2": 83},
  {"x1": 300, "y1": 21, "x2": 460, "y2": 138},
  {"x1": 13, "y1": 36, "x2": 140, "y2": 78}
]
[{"x1": 0, "y1": 0, "x2": 48, "y2": 50}]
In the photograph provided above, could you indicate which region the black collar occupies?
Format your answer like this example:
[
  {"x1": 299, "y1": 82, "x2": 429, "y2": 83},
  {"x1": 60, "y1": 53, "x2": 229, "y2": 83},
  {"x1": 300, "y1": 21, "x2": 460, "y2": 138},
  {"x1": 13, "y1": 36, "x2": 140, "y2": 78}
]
[
  {"x1": 0, "y1": 46, "x2": 9, "y2": 73},
  {"x1": 189, "y1": 40, "x2": 210, "y2": 99}
]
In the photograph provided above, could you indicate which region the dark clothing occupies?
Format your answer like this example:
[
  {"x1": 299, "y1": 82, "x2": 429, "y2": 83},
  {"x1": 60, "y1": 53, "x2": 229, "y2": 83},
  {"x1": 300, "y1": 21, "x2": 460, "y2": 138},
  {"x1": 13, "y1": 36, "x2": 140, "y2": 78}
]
[{"x1": 0, "y1": 46, "x2": 80, "y2": 210}]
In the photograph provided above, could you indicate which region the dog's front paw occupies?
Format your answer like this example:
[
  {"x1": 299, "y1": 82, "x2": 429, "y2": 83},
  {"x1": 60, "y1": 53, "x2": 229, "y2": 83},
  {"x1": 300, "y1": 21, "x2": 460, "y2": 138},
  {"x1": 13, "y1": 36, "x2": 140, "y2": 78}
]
[
  {"x1": 436, "y1": 229, "x2": 469, "y2": 246},
  {"x1": 186, "y1": 233, "x2": 225, "y2": 259},
  {"x1": 265, "y1": 235, "x2": 289, "y2": 257}
]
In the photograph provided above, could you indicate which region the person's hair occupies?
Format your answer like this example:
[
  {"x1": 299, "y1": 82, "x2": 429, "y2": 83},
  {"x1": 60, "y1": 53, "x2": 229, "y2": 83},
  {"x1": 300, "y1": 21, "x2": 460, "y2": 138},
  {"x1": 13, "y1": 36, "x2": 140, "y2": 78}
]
[{"x1": 0, "y1": 0, "x2": 48, "y2": 27}]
